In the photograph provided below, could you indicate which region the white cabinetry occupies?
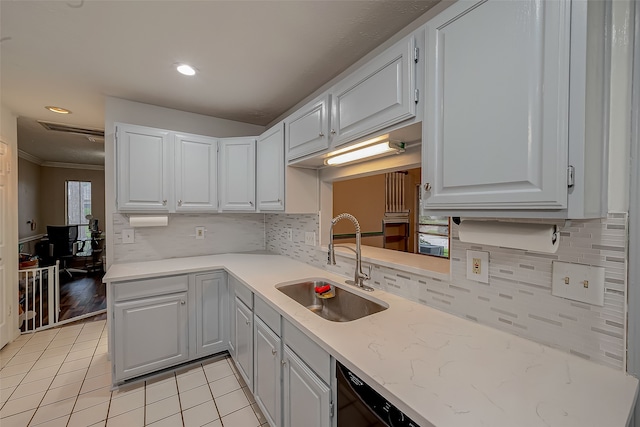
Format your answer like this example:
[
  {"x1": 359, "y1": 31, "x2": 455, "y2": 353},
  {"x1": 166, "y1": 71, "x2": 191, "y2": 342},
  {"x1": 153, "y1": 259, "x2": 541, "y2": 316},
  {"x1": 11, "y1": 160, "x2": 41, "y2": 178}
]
[
  {"x1": 257, "y1": 124, "x2": 285, "y2": 211},
  {"x1": 219, "y1": 138, "x2": 256, "y2": 211},
  {"x1": 254, "y1": 317, "x2": 281, "y2": 427},
  {"x1": 422, "y1": 0, "x2": 609, "y2": 218},
  {"x1": 174, "y1": 133, "x2": 218, "y2": 212},
  {"x1": 285, "y1": 95, "x2": 331, "y2": 161},
  {"x1": 283, "y1": 346, "x2": 331, "y2": 427},
  {"x1": 234, "y1": 296, "x2": 254, "y2": 390},
  {"x1": 115, "y1": 123, "x2": 171, "y2": 212},
  {"x1": 330, "y1": 36, "x2": 417, "y2": 148},
  {"x1": 192, "y1": 272, "x2": 227, "y2": 358},
  {"x1": 112, "y1": 275, "x2": 190, "y2": 383}
]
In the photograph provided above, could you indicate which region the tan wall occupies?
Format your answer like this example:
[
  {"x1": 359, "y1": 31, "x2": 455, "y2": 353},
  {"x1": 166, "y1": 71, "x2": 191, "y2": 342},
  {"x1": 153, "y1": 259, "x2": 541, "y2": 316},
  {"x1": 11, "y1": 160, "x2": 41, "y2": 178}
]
[
  {"x1": 18, "y1": 158, "x2": 42, "y2": 239},
  {"x1": 40, "y1": 167, "x2": 105, "y2": 234}
]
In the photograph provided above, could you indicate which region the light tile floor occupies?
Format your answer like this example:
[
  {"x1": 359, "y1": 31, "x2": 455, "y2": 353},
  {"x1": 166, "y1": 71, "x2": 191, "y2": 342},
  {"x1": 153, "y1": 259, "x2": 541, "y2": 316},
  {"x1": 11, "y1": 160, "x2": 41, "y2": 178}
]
[{"x1": 0, "y1": 319, "x2": 268, "y2": 427}]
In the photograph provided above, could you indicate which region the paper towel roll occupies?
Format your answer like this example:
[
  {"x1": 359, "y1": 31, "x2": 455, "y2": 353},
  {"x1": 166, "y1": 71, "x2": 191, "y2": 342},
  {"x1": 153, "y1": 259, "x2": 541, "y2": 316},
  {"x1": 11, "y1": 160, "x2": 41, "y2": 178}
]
[
  {"x1": 128, "y1": 215, "x2": 168, "y2": 227},
  {"x1": 458, "y1": 220, "x2": 559, "y2": 253}
]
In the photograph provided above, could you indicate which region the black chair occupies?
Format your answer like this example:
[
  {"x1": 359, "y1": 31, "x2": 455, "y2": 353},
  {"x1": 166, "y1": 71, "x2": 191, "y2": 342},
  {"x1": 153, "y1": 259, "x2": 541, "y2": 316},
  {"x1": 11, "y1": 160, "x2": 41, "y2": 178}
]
[{"x1": 47, "y1": 225, "x2": 85, "y2": 278}]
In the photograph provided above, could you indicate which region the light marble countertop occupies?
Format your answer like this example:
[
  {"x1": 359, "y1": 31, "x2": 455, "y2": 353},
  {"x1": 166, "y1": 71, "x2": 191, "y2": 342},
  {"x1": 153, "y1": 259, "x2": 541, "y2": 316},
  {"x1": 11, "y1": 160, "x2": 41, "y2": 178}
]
[{"x1": 104, "y1": 253, "x2": 638, "y2": 427}]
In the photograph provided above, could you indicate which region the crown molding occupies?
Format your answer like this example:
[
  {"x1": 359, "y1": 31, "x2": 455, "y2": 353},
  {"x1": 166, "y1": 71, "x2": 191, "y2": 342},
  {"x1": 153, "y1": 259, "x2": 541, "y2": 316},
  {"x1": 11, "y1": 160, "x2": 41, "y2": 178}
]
[
  {"x1": 41, "y1": 161, "x2": 104, "y2": 171},
  {"x1": 18, "y1": 150, "x2": 43, "y2": 165}
]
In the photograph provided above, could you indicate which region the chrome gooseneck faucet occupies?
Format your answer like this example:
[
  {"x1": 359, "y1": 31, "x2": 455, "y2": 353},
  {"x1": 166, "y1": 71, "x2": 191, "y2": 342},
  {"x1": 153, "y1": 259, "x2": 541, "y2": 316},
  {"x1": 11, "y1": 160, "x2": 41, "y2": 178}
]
[{"x1": 328, "y1": 213, "x2": 373, "y2": 291}]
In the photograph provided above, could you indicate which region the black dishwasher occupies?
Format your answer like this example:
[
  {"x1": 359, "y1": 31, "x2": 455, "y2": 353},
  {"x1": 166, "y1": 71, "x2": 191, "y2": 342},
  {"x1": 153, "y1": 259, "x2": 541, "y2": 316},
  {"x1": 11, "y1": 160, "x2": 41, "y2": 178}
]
[{"x1": 336, "y1": 361, "x2": 421, "y2": 427}]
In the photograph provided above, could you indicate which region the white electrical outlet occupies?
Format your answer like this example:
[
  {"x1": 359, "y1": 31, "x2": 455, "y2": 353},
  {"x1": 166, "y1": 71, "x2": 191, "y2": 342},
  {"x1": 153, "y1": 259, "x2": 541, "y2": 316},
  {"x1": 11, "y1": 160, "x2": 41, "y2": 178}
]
[
  {"x1": 122, "y1": 229, "x2": 135, "y2": 244},
  {"x1": 286, "y1": 228, "x2": 293, "y2": 242},
  {"x1": 466, "y1": 250, "x2": 489, "y2": 283},
  {"x1": 552, "y1": 261, "x2": 605, "y2": 306},
  {"x1": 195, "y1": 226, "x2": 205, "y2": 240},
  {"x1": 305, "y1": 232, "x2": 316, "y2": 246}
]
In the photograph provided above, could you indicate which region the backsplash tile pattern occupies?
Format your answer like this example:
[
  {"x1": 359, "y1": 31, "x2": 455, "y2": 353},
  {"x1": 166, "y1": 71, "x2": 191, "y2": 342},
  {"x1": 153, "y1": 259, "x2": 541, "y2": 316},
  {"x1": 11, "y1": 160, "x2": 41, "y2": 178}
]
[
  {"x1": 112, "y1": 213, "x2": 266, "y2": 263},
  {"x1": 266, "y1": 213, "x2": 628, "y2": 370}
]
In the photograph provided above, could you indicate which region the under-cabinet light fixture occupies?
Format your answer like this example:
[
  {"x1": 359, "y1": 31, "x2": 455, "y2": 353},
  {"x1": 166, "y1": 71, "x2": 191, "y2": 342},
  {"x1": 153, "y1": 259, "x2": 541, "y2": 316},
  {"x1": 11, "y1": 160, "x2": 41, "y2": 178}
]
[{"x1": 325, "y1": 141, "x2": 405, "y2": 166}]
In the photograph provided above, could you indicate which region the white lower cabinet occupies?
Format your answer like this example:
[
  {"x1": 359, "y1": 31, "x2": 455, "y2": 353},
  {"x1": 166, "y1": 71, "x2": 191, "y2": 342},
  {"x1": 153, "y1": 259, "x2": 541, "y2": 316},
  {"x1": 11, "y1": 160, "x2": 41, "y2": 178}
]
[
  {"x1": 234, "y1": 297, "x2": 254, "y2": 390},
  {"x1": 192, "y1": 272, "x2": 227, "y2": 358},
  {"x1": 283, "y1": 345, "x2": 331, "y2": 427},
  {"x1": 114, "y1": 292, "x2": 189, "y2": 382},
  {"x1": 253, "y1": 317, "x2": 281, "y2": 427}
]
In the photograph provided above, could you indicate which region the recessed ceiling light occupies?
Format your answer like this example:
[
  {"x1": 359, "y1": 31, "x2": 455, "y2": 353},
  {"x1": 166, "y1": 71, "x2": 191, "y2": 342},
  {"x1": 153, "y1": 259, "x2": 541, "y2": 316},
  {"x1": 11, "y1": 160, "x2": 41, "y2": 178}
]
[
  {"x1": 176, "y1": 64, "x2": 196, "y2": 76},
  {"x1": 45, "y1": 106, "x2": 71, "y2": 114}
]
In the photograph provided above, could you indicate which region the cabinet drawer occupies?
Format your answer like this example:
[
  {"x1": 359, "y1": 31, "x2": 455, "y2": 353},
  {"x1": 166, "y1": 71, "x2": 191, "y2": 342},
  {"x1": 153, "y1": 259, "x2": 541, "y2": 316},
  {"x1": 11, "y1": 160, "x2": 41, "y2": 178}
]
[
  {"x1": 255, "y1": 297, "x2": 281, "y2": 336},
  {"x1": 283, "y1": 319, "x2": 330, "y2": 384},
  {"x1": 113, "y1": 275, "x2": 188, "y2": 302},
  {"x1": 233, "y1": 276, "x2": 253, "y2": 308}
]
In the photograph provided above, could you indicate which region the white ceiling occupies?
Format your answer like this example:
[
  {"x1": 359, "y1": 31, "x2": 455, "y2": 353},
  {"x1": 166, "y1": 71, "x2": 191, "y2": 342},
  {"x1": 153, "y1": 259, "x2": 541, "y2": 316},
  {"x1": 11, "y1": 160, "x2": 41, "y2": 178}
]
[{"x1": 0, "y1": 0, "x2": 438, "y2": 166}]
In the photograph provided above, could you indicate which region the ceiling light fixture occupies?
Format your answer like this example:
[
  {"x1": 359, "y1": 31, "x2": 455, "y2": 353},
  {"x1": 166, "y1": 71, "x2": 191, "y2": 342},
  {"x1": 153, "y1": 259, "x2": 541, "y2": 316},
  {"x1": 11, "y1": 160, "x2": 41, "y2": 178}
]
[
  {"x1": 176, "y1": 64, "x2": 196, "y2": 76},
  {"x1": 45, "y1": 106, "x2": 71, "y2": 114},
  {"x1": 325, "y1": 141, "x2": 405, "y2": 166}
]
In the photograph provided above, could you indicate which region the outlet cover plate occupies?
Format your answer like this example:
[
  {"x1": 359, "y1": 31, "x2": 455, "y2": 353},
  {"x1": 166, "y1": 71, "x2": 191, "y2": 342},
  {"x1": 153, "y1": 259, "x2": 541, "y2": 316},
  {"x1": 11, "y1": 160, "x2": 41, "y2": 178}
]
[
  {"x1": 305, "y1": 232, "x2": 316, "y2": 246},
  {"x1": 466, "y1": 250, "x2": 489, "y2": 283},
  {"x1": 122, "y1": 229, "x2": 134, "y2": 244},
  {"x1": 286, "y1": 228, "x2": 293, "y2": 242},
  {"x1": 551, "y1": 261, "x2": 605, "y2": 306},
  {"x1": 195, "y1": 226, "x2": 205, "y2": 240}
]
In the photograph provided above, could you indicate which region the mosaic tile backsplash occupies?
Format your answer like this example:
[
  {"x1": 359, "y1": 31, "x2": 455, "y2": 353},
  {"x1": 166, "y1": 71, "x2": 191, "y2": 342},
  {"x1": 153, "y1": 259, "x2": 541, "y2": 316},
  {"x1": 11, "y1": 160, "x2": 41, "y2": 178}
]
[
  {"x1": 266, "y1": 213, "x2": 628, "y2": 371},
  {"x1": 112, "y1": 213, "x2": 266, "y2": 264}
]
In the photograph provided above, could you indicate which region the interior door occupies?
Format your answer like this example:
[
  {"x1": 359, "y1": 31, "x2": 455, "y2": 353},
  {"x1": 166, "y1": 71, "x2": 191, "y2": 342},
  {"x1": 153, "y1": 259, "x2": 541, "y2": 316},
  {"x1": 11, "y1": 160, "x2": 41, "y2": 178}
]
[{"x1": 0, "y1": 141, "x2": 10, "y2": 348}]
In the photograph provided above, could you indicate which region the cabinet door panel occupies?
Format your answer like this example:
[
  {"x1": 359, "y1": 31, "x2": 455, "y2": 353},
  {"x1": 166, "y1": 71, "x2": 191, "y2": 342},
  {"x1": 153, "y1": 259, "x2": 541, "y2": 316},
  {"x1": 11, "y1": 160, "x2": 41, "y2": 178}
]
[
  {"x1": 114, "y1": 293, "x2": 188, "y2": 382},
  {"x1": 283, "y1": 346, "x2": 330, "y2": 427},
  {"x1": 116, "y1": 123, "x2": 170, "y2": 211},
  {"x1": 286, "y1": 95, "x2": 330, "y2": 161},
  {"x1": 257, "y1": 124, "x2": 285, "y2": 211},
  {"x1": 331, "y1": 37, "x2": 416, "y2": 147},
  {"x1": 219, "y1": 139, "x2": 256, "y2": 211},
  {"x1": 175, "y1": 134, "x2": 217, "y2": 211},
  {"x1": 195, "y1": 273, "x2": 227, "y2": 357},
  {"x1": 235, "y1": 297, "x2": 253, "y2": 390},
  {"x1": 423, "y1": 0, "x2": 570, "y2": 210},
  {"x1": 254, "y1": 318, "x2": 281, "y2": 427}
]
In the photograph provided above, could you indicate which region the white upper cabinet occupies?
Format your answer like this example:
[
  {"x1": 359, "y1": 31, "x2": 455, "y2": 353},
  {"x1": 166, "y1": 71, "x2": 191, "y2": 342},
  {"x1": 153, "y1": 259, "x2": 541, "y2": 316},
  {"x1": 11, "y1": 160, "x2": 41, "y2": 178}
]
[
  {"x1": 422, "y1": 0, "x2": 609, "y2": 218},
  {"x1": 116, "y1": 123, "x2": 171, "y2": 212},
  {"x1": 285, "y1": 95, "x2": 331, "y2": 161},
  {"x1": 330, "y1": 35, "x2": 417, "y2": 148},
  {"x1": 257, "y1": 124, "x2": 285, "y2": 211},
  {"x1": 219, "y1": 138, "x2": 256, "y2": 211},
  {"x1": 174, "y1": 133, "x2": 218, "y2": 212}
]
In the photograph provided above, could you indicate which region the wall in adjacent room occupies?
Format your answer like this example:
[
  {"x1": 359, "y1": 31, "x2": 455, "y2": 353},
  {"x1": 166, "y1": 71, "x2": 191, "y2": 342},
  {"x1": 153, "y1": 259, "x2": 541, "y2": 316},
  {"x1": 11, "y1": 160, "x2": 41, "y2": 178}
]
[{"x1": 17, "y1": 157, "x2": 42, "y2": 239}]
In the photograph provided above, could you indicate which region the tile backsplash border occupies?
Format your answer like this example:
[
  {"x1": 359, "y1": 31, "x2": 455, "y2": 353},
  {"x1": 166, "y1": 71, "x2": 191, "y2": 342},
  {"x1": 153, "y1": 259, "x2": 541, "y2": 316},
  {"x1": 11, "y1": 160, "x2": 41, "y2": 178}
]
[{"x1": 266, "y1": 213, "x2": 628, "y2": 371}]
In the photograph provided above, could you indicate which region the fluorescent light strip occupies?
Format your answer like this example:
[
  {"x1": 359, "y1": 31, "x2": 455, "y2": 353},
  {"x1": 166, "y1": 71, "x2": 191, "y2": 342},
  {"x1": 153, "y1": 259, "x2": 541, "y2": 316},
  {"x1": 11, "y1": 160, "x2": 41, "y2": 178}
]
[{"x1": 325, "y1": 141, "x2": 403, "y2": 166}]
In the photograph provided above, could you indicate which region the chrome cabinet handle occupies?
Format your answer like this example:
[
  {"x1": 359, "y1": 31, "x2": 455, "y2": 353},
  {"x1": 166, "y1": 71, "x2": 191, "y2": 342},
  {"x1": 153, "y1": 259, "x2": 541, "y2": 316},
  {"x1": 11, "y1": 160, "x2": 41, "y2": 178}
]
[
  {"x1": 178, "y1": 200, "x2": 182, "y2": 206},
  {"x1": 424, "y1": 183, "x2": 431, "y2": 191},
  {"x1": 319, "y1": 132, "x2": 325, "y2": 137},
  {"x1": 271, "y1": 349, "x2": 277, "y2": 356},
  {"x1": 245, "y1": 320, "x2": 250, "y2": 325},
  {"x1": 281, "y1": 360, "x2": 287, "y2": 366},
  {"x1": 330, "y1": 129, "x2": 336, "y2": 135},
  {"x1": 162, "y1": 199, "x2": 167, "y2": 206},
  {"x1": 249, "y1": 201, "x2": 254, "y2": 206},
  {"x1": 180, "y1": 301, "x2": 185, "y2": 305}
]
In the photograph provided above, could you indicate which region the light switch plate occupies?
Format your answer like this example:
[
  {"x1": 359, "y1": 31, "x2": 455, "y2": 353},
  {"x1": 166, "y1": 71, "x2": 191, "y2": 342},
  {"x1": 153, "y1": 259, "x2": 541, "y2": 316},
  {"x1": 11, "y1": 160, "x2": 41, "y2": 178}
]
[
  {"x1": 305, "y1": 232, "x2": 316, "y2": 246},
  {"x1": 552, "y1": 261, "x2": 605, "y2": 306},
  {"x1": 122, "y1": 229, "x2": 134, "y2": 244},
  {"x1": 195, "y1": 226, "x2": 205, "y2": 240},
  {"x1": 466, "y1": 250, "x2": 489, "y2": 283}
]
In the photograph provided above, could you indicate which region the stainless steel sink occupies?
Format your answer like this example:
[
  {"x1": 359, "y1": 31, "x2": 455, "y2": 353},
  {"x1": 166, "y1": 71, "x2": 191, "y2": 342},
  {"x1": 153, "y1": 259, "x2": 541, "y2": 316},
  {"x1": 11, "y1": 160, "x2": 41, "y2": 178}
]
[{"x1": 276, "y1": 279, "x2": 388, "y2": 322}]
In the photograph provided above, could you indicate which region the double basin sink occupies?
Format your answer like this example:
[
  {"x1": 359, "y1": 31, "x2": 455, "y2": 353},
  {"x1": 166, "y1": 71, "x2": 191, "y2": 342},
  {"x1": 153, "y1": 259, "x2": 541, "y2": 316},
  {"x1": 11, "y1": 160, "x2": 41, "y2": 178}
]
[{"x1": 276, "y1": 279, "x2": 388, "y2": 322}]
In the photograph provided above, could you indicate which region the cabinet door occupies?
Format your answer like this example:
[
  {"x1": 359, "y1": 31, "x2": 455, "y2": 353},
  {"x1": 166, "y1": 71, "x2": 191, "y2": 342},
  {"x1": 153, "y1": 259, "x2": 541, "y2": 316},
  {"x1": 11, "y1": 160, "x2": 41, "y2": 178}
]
[
  {"x1": 423, "y1": 0, "x2": 570, "y2": 211},
  {"x1": 254, "y1": 318, "x2": 281, "y2": 427},
  {"x1": 114, "y1": 293, "x2": 188, "y2": 382},
  {"x1": 257, "y1": 124, "x2": 285, "y2": 211},
  {"x1": 194, "y1": 273, "x2": 227, "y2": 357},
  {"x1": 234, "y1": 297, "x2": 253, "y2": 390},
  {"x1": 228, "y1": 278, "x2": 237, "y2": 358},
  {"x1": 219, "y1": 138, "x2": 256, "y2": 211},
  {"x1": 285, "y1": 95, "x2": 330, "y2": 161},
  {"x1": 175, "y1": 133, "x2": 218, "y2": 212},
  {"x1": 283, "y1": 346, "x2": 331, "y2": 427},
  {"x1": 116, "y1": 123, "x2": 171, "y2": 211},
  {"x1": 330, "y1": 36, "x2": 416, "y2": 148}
]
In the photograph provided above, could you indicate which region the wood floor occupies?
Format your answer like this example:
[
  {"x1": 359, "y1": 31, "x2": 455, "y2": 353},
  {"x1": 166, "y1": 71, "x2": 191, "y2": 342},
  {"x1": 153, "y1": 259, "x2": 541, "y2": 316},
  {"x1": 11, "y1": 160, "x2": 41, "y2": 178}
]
[{"x1": 21, "y1": 272, "x2": 106, "y2": 332}]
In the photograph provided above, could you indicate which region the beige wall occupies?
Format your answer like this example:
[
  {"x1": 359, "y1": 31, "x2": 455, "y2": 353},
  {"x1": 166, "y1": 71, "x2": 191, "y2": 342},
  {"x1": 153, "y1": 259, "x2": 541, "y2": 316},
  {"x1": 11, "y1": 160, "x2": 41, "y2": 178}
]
[
  {"x1": 39, "y1": 167, "x2": 105, "y2": 234},
  {"x1": 18, "y1": 157, "x2": 42, "y2": 239}
]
